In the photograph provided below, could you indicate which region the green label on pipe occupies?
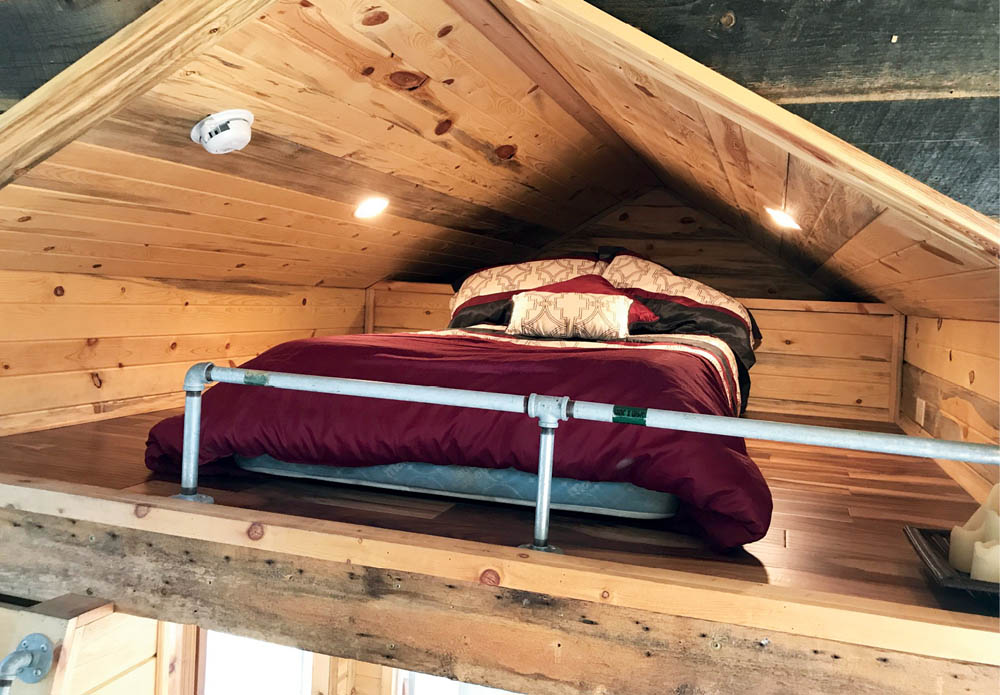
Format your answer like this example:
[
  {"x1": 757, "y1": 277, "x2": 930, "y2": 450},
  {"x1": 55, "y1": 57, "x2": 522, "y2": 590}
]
[
  {"x1": 612, "y1": 405, "x2": 647, "y2": 426},
  {"x1": 243, "y1": 371, "x2": 270, "y2": 387}
]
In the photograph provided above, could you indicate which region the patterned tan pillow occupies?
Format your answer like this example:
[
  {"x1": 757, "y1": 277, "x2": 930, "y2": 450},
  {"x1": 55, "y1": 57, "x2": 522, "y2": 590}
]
[
  {"x1": 451, "y1": 258, "x2": 607, "y2": 315},
  {"x1": 506, "y1": 291, "x2": 633, "y2": 340}
]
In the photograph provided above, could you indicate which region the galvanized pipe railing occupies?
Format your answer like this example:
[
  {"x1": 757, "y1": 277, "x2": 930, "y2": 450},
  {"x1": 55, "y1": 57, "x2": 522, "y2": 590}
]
[{"x1": 177, "y1": 362, "x2": 1000, "y2": 552}]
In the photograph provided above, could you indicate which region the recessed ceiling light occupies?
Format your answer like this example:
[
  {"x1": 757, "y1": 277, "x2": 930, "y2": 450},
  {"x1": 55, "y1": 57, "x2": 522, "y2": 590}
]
[
  {"x1": 354, "y1": 196, "x2": 389, "y2": 219},
  {"x1": 765, "y1": 207, "x2": 801, "y2": 230}
]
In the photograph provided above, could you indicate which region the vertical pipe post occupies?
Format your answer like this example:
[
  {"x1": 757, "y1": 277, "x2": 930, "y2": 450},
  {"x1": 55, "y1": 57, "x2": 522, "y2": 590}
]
[
  {"x1": 174, "y1": 363, "x2": 215, "y2": 503},
  {"x1": 530, "y1": 426, "x2": 558, "y2": 550},
  {"x1": 521, "y1": 394, "x2": 569, "y2": 553}
]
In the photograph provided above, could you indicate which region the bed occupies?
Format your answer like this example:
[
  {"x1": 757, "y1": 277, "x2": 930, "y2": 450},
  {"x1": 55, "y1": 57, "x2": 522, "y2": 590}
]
[{"x1": 146, "y1": 253, "x2": 772, "y2": 549}]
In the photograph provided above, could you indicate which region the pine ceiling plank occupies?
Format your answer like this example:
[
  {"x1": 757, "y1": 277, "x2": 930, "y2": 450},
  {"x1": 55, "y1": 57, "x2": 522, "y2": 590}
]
[
  {"x1": 77, "y1": 108, "x2": 544, "y2": 252},
  {"x1": 795, "y1": 181, "x2": 887, "y2": 276},
  {"x1": 260, "y1": 0, "x2": 639, "y2": 219},
  {"x1": 0, "y1": 0, "x2": 277, "y2": 187},
  {"x1": 210, "y1": 25, "x2": 601, "y2": 213},
  {"x1": 0, "y1": 185, "x2": 469, "y2": 272},
  {"x1": 18, "y1": 159, "x2": 486, "y2": 267},
  {"x1": 779, "y1": 156, "x2": 837, "y2": 268},
  {"x1": 492, "y1": 0, "x2": 999, "y2": 257},
  {"x1": 0, "y1": 228, "x2": 447, "y2": 286},
  {"x1": 155, "y1": 67, "x2": 571, "y2": 230},
  {"x1": 308, "y1": 0, "x2": 602, "y2": 177},
  {"x1": 45, "y1": 145, "x2": 510, "y2": 264},
  {"x1": 441, "y1": 0, "x2": 654, "y2": 176},
  {"x1": 817, "y1": 208, "x2": 996, "y2": 283},
  {"x1": 214, "y1": 28, "x2": 588, "y2": 206}
]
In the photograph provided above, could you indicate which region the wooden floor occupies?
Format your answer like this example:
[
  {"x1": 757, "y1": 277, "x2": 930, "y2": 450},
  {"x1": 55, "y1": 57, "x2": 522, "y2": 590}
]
[{"x1": 0, "y1": 409, "x2": 991, "y2": 616}]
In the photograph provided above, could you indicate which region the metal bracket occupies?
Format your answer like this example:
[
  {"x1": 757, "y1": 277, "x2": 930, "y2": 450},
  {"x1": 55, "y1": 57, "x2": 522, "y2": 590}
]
[
  {"x1": 518, "y1": 541, "x2": 564, "y2": 554},
  {"x1": 1, "y1": 633, "x2": 54, "y2": 685},
  {"x1": 526, "y1": 394, "x2": 570, "y2": 428},
  {"x1": 172, "y1": 492, "x2": 215, "y2": 503}
]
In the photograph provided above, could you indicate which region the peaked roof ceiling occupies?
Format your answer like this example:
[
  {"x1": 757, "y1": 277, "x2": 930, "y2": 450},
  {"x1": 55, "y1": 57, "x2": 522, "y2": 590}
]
[{"x1": 0, "y1": 0, "x2": 996, "y2": 320}]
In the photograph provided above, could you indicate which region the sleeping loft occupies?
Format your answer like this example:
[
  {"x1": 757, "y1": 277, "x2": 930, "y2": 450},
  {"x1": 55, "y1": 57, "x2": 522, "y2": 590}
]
[{"x1": 0, "y1": 0, "x2": 998, "y2": 693}]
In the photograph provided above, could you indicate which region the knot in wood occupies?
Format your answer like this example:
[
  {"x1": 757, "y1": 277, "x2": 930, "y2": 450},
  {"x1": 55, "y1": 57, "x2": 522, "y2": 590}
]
[
  {"x1": 362, "y1": 10, "x2": 389, "y2": 26},
  {"x1": 247, "y1": 522, "x2": 265, "y2": 541},
  {"x1": 494, "y1": 144, "x2": 517, "y2": 160},
  {"x1": 479, "y1": 569, "x2": 501, "y2": 586},
  {"x1": 389, "y1": 71, "x2": 428, "y2": 90},
  {"x1": 53, "y1": 285, "x2": 65, "y2": 297},
  {"x1": 134, "y1": 504, "x2": 151, "y2": 518}
]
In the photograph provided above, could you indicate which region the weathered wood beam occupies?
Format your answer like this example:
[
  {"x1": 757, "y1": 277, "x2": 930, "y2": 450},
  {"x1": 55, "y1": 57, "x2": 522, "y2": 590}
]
[
  {"x1": 0, "y1": 475, "x2": 996, "y2": 668},
  {"x1": 3, "y1": 507, "x2": 998, "y2": 695},
  {"x1": 0, "y1": 0, "x2": 276, "y2": 188}
]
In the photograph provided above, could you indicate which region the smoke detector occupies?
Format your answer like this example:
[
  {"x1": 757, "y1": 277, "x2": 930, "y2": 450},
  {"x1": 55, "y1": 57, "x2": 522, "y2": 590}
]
[{"x1": 190, "y1": 109, "x2": 254, "y2": 154}]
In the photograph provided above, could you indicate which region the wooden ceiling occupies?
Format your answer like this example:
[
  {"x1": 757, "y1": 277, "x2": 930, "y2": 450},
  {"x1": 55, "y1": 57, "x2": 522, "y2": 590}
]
[
  {"x1": 0, "y1": 0, "x2": 654, "y2": 288},
  {"x1": 0, "y1": 0, "x2": 996, "y2": 319},
  {"x1": 493, "y1": 0, "x2": 1000, "y2": 320}
]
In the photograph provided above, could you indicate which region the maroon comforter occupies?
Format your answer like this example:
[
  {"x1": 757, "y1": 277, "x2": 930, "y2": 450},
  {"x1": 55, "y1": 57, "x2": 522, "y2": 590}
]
[{"x1": 146, "y1": 330, "x2": 772, "y2": 548}]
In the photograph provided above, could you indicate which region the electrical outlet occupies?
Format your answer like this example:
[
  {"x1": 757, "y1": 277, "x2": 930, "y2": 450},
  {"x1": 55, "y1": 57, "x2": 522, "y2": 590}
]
[{"x1": 915, "y1": 397, "x2": 926, "y2": 427}]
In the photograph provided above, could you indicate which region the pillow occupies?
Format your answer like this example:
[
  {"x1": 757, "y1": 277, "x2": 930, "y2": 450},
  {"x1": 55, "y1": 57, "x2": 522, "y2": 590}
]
[
  {"x1": 452, "y1": 273, "x2": 656, "y2": 329},
  {"x1": 450, "y1": 257, "x2": 607, "y2": 321},
  {"x1": 507, "y1": 291, "x2": 633, "y2": 340},
  {"x1": 505, "y1": 275, "x2": 657, "y2": 340}
]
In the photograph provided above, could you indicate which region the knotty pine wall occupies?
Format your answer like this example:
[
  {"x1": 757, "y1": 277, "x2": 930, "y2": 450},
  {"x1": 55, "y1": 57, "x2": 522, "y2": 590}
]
[
  {"x1": 899, "y1": 317, "x2": 999, "y2": 493},
  {"x1": 0, "y1": 270, "x2": 364, "y2": 436},
  {"x1": 545, "y1": 189, "x2": 833, "y2": 300}
]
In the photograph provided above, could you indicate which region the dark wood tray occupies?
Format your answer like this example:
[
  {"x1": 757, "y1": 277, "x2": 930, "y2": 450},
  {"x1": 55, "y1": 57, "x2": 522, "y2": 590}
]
[{"x1": 903, "y1": 526, "x2": 998, "y2": 601}]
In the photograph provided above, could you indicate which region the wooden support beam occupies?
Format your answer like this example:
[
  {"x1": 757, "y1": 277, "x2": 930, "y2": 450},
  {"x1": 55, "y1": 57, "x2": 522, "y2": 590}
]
[
  {"x1": 0, "y1": 0, "x2": 276, "y2": 188},
  {"x1": 2, "y1": 505, "x2": 997, "y2": 694},
  {"x1": 0, "y1": 476, "x2": 996, "y2": 691}
]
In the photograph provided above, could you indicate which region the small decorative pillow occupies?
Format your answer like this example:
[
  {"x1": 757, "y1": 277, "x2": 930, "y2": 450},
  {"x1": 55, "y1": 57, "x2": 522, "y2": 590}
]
[
  {"x1": 504, "y1": 275, "x2": 657, "y2": 340},
  {"x1": 507, "y1": 291, "x2": 634, "y2": 339}
]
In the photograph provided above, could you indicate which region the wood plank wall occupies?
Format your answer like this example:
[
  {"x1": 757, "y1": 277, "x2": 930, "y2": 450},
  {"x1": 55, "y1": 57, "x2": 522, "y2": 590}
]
[
  {"x1": 0, "y1": 270, "x2": 364, "y2": 436},
  {"x1": 370, "y1": 281, "x2": 453, "y2": 333},
  {"x1": 545, "y1": 189, "x2": 831, "y2": 299},
  {"x1": 58, "y1": 611, "x2": 160, "y2": 695},
  {"x1": 898, "y1": 317, "x2": 999, "y2": 492},
  {"x1": 368, "y1": 282, "x2": 902, "y2": 422},
  {"x1": 744, "y1": 299, "x2": 903, "y2": 422}
]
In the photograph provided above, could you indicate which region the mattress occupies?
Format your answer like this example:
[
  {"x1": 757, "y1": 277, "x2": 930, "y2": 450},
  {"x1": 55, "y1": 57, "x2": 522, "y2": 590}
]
[{"x1": 236, "y1": 455, "x2": 680, "y2": 519}]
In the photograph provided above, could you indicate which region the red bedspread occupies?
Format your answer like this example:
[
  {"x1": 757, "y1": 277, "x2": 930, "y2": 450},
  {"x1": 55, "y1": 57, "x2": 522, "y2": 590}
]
[{"x1": 146, "y1": 330, "x2": 772, "y2": 548}]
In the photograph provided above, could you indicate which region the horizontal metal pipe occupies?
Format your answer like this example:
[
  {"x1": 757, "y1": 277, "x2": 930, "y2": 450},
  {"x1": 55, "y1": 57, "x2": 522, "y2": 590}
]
[
  {"x1": 208, "y1": 365, "x2": 529, "y2": 415},
  {"x1": 199, "y1": 365, "x2": 1000, "y2": 466},
  {"x1": 570, "y1": 401, "x2": 1000, "y2": 466}
]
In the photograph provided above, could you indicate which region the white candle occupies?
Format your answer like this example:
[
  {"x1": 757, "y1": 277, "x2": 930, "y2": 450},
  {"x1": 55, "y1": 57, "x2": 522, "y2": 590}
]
[
  {"x1": 949, "y1": 484, "x2": 1000, "y2": 574},
  {"x1": 971, "y1": 540, "x2": 1000, "y2": 583}
]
